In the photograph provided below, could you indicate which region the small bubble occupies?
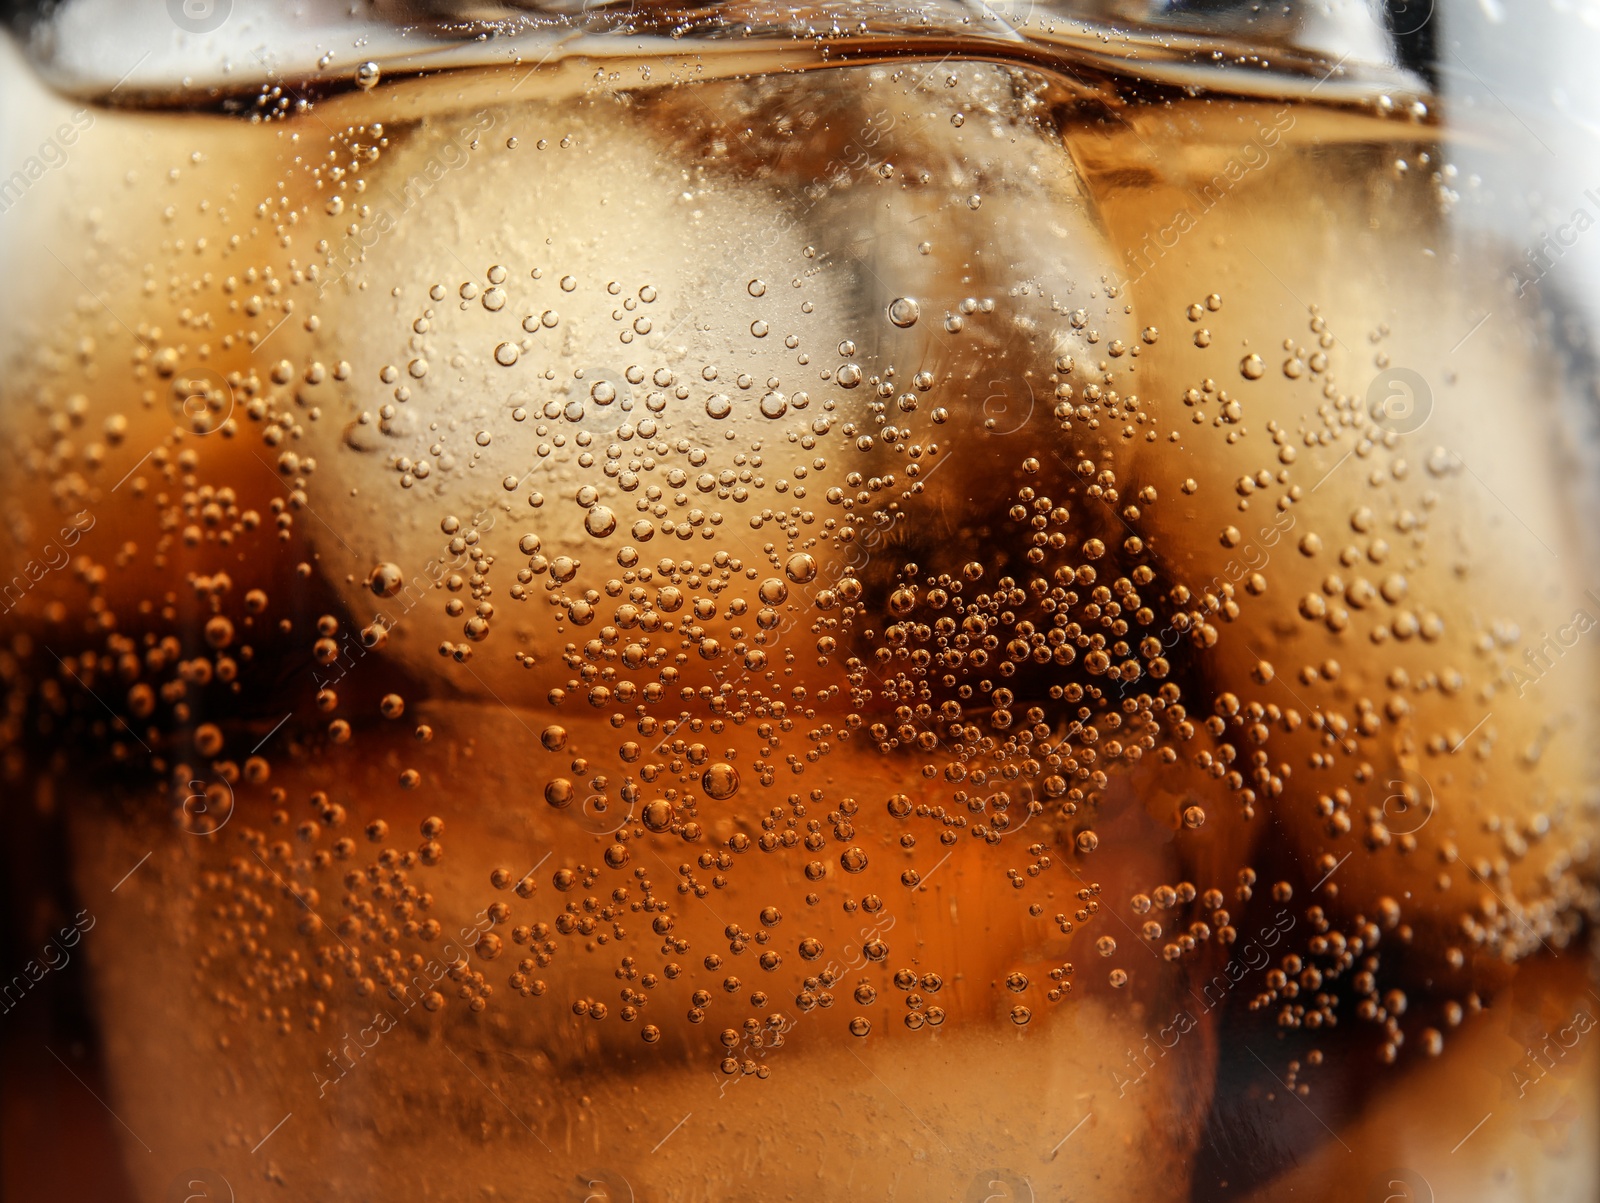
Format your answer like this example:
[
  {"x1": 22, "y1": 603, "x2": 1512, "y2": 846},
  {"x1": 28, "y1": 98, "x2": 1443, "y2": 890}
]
[
  {"x1": 849, "y1": 1017, "x2": 872, "y2": 1037},
  {"x1": 748, "y1": 279, "x2": 767, "y2": 297},
  {"x1": 560, "y1": 275, "x2": 578, "y2": 292},
  {"x1": 1240, "y1": 354, "x2": 1265, "y2": 380},
  {"x1": 702, "y1": 763, "x2": 740, "y2": 799},
  {"x1": 494, "y1": 342, "x2": 520, "y2": 366},
  {"x1": 369, "y1": 562, "x2": 404, "y2": 598},
  {"x1": 785, "y1": 553, "x2": 817, "y2": 583},
  {"x1": 355, "y1": 61, "x2": 381, "y2": 90},
  {"x1": 888, "y1": 297, "x2": 921, "y2": 328}
]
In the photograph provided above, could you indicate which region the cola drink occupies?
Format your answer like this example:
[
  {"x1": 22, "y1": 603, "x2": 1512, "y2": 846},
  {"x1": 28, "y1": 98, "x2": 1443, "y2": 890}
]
[{"x1": 3, "y1": 3, "x2": 1599, "y2": 1200}]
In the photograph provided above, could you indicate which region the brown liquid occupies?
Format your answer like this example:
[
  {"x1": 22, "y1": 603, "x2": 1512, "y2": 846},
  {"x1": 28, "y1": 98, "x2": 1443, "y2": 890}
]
[{"x1": 2, "y1": 39, "x2": 1599, "y2": 1203}]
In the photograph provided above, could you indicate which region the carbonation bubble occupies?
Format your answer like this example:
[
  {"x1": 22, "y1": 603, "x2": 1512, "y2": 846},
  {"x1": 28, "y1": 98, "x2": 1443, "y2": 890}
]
[
  {"x1": 785, "y1": 553, "x2": 817, "y2": 584},
  {"x1": 759, "y1": 391, "x2": 787, "y2": 418},
  {"x1": 1240, "y1": 354, "x2": 1265, "y2": 380},
  {"x1": 836, "y1": 364, "x2": 862, "y2": 388},
  {"x1": 540, "y1": 725, "x2": 567, "y2": 751},
  {"x1": 840, "y1": 847, "x2": 869, "y2": 873},
  {"x1": 494, "y1": 342, "x2": 519, "y2": 366},
  {"x1": 1010, "y1": 1006, "x2": 1032, "y2": 1026},
  {"x1": 355, "y1": 61, "x2": 380, "y2": 89},
  {"x1": 545, "y1": 778, "x2": 575, "y2": 808},
  {"x1": 1076, "y1": 830, "x2": 1100, "y2": 853},
  {"x1": 369, "y1": 563, "x2": 404, "y2": 598},
  {"x1": 702, "y1": 763, "x2": 740, "y2": 799},
  {"x1": 758, "y1": 578, "x2": 788, "y2": 604},
  {"x1": 584, "y1": 506, "x2": 617, "y2": 537},
  {"x1": 888, "y1": 297, "x2": 921, "y2": 328},
  {"x1": 849, "y1": 1017, "x2": 871, "y2": 1037},
  {"x1": 1183, "y1": 805, "x2": 1207, "y2": 828},
  {"x1": 748, "y1": 279, "x2": 767, "y2": 297},
  {"x1": 641, "y1": 800, "x2": 674, "y2": 832},
  {"x1": 706, "y1": 394, "x2": 732, "y2": 419}
]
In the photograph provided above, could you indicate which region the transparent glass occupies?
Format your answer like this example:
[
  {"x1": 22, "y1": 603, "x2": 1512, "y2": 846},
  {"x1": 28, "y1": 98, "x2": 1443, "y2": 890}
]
[{"x1": 3, "y1": 2, "x2": 1599, "y2": 1201}]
